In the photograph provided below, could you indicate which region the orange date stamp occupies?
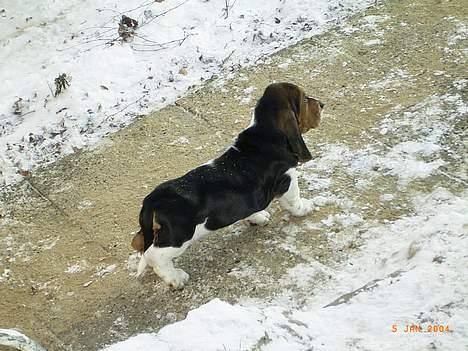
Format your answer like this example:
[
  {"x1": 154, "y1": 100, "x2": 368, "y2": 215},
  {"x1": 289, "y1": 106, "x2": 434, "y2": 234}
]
[{"x1": 391, "y1": 324, "x2": 451, "y2": 333}]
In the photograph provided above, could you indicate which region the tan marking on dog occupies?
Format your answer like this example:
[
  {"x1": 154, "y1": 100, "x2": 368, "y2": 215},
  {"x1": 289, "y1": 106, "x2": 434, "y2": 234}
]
[
  {"x1": 131, "y1": 211, "x2": 162, "y2": 252},
  {"x1": 152, "y1": 212, "x2": 161, "y2": 232},
  {"x1": 298, "y1": 95, "x2": 322, "y2": 133},
  {"x1": 152, "y1": 211, "x2": 161, "y2": 245},
  {"x1": 281, "y1": 83, "x2": 323, "y2": 133},
  {"x1": 131, "y1": 231, "x2": 145, "y2": 253}
]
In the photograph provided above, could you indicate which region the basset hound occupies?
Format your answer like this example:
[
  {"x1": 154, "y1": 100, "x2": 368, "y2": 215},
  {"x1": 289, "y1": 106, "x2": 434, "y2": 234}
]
[{"x1": 132, "y1": 82, "x2": 324, "y2": 289}]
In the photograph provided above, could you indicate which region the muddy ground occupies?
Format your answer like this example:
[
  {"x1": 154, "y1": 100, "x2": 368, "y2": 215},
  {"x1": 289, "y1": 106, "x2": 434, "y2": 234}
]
[{"x1": 0, "y1": 0, "x2": 466, "y2": 350}]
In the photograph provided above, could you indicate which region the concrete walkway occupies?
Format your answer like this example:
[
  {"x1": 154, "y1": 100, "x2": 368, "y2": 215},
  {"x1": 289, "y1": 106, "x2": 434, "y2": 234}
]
[{"x1": 1, "y1": 0, "x2": 466, "y2": 349}]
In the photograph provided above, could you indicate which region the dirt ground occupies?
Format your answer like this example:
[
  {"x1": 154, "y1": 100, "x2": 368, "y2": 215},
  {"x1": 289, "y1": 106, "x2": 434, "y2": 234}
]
[{"x1": 0, "y1": 0, "x2": 466, "y2": 350}]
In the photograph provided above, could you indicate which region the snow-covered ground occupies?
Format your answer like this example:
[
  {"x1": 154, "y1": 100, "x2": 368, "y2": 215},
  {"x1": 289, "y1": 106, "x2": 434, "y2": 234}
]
[
  {"x1": 3, "y1": 1, "x2": 467, "y2": 350},
  {"x1": 0, "y1": 0, "x2": 375, "y2": 186},
  {"x1": 103, "y1": 84, "x2": 468, "y2": 350}
]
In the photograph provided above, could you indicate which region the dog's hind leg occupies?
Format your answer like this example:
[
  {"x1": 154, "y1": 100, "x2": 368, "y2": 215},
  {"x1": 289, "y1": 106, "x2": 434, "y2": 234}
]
[{"x1": 143, "y1": 245, "x2": 190, "y2": 289}]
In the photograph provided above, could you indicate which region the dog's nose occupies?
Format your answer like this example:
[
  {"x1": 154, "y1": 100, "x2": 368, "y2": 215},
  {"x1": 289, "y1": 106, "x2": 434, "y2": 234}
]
[{"x1": 319, "y1": 101, "x2": 325, "y2": 109}]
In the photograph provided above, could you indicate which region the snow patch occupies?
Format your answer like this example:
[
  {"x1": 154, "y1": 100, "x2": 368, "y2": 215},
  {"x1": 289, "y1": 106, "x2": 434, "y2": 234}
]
[
  {"x1": 102, "y1": 299, "x2": 266, "y2": 351},
  {"x1": 305, "y1": 92, "x2": 465, "y2": 186},
  {"x1": 0, "y1": 0, "x2": 376, "y2": 187},
  {"x1": 95, "y1": 264, "x2": 118, "y2": 278},
  {"x1": 65, "y1": 264, "x2": 82, "y2": 274},
  {"x1": 102, "y1": 189, "x2": 468, "y2": 351}
]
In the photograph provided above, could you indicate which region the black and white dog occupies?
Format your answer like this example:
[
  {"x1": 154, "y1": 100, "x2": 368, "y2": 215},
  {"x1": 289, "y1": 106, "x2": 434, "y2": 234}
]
[{"x1": 132, "y1": 82, "x2": 324, "y2": 288}]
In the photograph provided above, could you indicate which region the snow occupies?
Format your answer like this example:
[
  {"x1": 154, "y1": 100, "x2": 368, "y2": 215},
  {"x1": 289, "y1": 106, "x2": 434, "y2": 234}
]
[
  {"x1": 103, "y1": 189, "x2": 468, "y2": 351},
  {"x1": 3, "y1": 1, "x2": 466, "y2": 350},
  {"x1": 307, "y1": 92, "x2": 465, "y2": 187},
  {"x1": 103, "y1": 85, "x2": 467, "y2": 350},
  {"x1": 363, "y1": 38, "x2": 382, "y2": 46},
  {"x1": 94, "y1": 264, "x2": 118, "y2": 278},
  {"x1": 168, "y1": 136, "x2": 190, "y2": 146},
  {"x1": 0, "y1": 0, "x2": 375, "y2": 187},
  {"x1": 379, "y1": 193, "x2": 394, "y2": 202},
  {"x1": 64, "y1": 264, "x2": 82, "y2": 274},
  {"x1": 365, "y1": 69, "x2": 412, "y2": 90}
]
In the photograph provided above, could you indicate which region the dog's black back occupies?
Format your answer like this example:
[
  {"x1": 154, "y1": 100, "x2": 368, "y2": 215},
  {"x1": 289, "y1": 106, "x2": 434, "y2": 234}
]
[{"x1": 139, "y1": 123, "x2": 298, "y2": 249}]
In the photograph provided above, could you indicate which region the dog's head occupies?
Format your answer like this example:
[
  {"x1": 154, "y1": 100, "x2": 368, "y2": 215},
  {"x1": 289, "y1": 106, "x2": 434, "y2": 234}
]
[{"x1": 256, "y1": 82, "x2": 324, "y2": 163}]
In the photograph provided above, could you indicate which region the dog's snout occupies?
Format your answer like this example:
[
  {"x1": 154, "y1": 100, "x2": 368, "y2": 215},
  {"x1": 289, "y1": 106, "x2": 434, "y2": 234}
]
[{"x1": 319, "y1": 101, "x2": 325, "y2": 109}]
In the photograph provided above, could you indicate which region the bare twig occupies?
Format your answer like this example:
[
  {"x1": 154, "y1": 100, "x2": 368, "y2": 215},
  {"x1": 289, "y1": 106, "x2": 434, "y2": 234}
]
[
  {"x1": 56, "y1": 37, "x2": 117, "y2": 52},
  {"x1": 99, "y1": 95, "x2": 146, "y2": 124},
  {"x1": 140, "y1": 0, "x2": 190, "y2": 28},
  {"x1": 46, "y1": 81, "x2": 55, "y2": 96},
  {"x1": 123, "y1": 0, "x2": 156, "y2": 14},
  {"x1": 131, "y1": 33, "x2": 195, "y2": 51},
  {"x1": 58, "y1": 0, "x2": 190, "y2": 54},
  {"x1": 92, "y1": 27, "x2": 117, "y2": 38},
  {"x1": 221, "y1": 49, "x2": 235, "y2": 66},
  {"x1": 22, "y1": 178, "x2": 108, "y2": 253},
  {"x1": 96, "y1": 7, "x2": 122, "y2": 15},
  {"x1": 78, "y1": 25, "x2": 115, "y2": 32},
  {"x1": 132, "y1": 32, "x2": 194, "y2": 46},
  {"x1": 19, "y1": 110, "x2": 36, "y2": 118},
  {"x1": 222, "y1": 0, "x2": 237, "y2": 19}
]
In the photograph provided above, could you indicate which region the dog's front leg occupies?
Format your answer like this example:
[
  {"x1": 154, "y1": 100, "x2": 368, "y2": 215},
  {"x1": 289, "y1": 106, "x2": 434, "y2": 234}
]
[
  {"x1": 245, "y1": 210, "x2": 271, "y2": 226},
  {"x1": 278, "y1": 168, "x2": 314, "y2": 216}
]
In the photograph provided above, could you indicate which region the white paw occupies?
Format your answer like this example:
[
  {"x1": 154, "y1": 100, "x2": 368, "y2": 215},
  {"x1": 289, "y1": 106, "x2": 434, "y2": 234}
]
[
  {"x1": 246, "y1": 210, "x2": 271, "y2": 226},
  {"x1": 159, "y1": 268, "x2": 190, "y2": 289},
  {"x1": 290, "y1": 198, "x2": 315, "y2": 217}
]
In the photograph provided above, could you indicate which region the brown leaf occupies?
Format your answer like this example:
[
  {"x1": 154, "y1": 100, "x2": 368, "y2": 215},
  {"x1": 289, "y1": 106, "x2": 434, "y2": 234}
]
[{"x1": 19, "y1": 169, "x2": 31, "y2": 177}]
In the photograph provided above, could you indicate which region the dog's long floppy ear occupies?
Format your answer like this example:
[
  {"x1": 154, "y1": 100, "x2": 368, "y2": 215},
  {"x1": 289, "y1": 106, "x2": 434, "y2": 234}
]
[{"x1": 277, "y1": 109, "x2": 312, "y2": 162}]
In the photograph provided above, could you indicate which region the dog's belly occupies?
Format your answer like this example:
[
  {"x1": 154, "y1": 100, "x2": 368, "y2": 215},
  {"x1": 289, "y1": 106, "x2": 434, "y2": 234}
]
[{"x1": 203, "y1": 192, "x2": 272, "y2": 231}]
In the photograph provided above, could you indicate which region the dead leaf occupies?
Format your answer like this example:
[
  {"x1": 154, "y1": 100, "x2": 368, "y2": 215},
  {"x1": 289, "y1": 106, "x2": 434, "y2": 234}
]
[{"x1": 19, "y1": 169, "x2": 31, "y2": 177}]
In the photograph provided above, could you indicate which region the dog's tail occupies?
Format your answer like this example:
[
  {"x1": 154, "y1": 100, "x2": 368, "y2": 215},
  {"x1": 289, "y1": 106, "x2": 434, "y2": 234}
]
[
  {"x1": 141, "y1": 202, "x2": 161, "y2": 244},
  {"x1": 132, "y1": 202, "x2": 162, "y2": 276}
]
